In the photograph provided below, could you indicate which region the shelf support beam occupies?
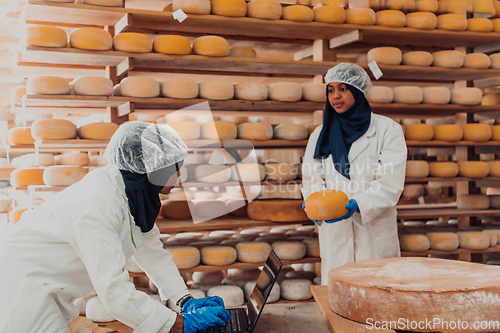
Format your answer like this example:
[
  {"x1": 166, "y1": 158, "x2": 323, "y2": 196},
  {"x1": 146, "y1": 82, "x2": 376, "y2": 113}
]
[
  {"x1": 117, "y1": 102, "x2": 134, "y2": 118},
  {"x1": 116, "y1": 57, "x2": 133, "y2": 80},
  {"x1": 329, "y1": 30, "x2": 362, "y2": 49},
  {"x1": 107, "y1": 106, "x2": 128, "y2": 125},
  {"x1": 114, "y1": 13, "x2": 132, "y2": 36}
]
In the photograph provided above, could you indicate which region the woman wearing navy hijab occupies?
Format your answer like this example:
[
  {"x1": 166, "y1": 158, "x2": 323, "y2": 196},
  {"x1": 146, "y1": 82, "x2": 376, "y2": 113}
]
[{"x1": 301, "y1": 63, "x2": 407, "y2": 283}]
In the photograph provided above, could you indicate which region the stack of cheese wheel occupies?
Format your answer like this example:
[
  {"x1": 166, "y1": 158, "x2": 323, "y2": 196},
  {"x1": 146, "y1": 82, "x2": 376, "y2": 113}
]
[
  {"x1": 165, "y1": 246, "x2": 201, "y2": 269},
  {"x1": 238, "y1": 122, "x2": 273, "y2": 140},
  {"x1": 367, "y1": 47, "x2": 402, "y2": 65},
  {"x1": 113, "y1": 32, "x2": 153, "y2": 53},
  {"x1": 193, "y1": 36, "x2": 230, "y2": 57},
  {"x1": 399, "y1": 234, "x2": 431, "y2": 252},
  {"x1": 451, "y1": 88, "x2": 482, "y2": 106},
  {"x1": 162, "y1": 79, "x2": 199, "y2": 99},
  {"x1": 78, "y1": 122, "x2": 119, "y2": 140},
  {"x1": 153, "y1": 35, "x2": 191, "y2": 55},
  {"x1": 304, "y1": 190, "x2": 349, "y2": 221},
  {"x1": 26, "y1": 76, "x2": 70, "y2": 95},
  {"x1": 313, "y1": 5, "x2": 346, "y2": 23},
  {"x1": 10, "y1": 167, "x2": 45, "y2": 186},
  {"x1": 24, "y1": 25, "x2": 67, "y2": 48},
  {"x1": 405, "y1": 160, "x2": 429, "y2": 178},
  {"x1": 236, "y1": 242, "x2": 271, "y2": 263},
  {"x1": 273, "y1": 124, "x2": 308, "y2": 140},
  {"x1": 247, "y1": 199, "x2": 308, "y2": 222},
  {"x1": 169, "y1": 121, "x2": 201, "y2": 140},
  {"x1": 265, "y1": 163, "x2": 298, "y2": 181},
  {"x1": 405, "y1": 12, "x2": 437, "y2": 30},
  {"x1": 462, "y1": 123, "x2": 492, "y2": 141},
  {"x1": 366, "y1": 86, "x2": 393, "y2": 103},
  {"x1": 428, "y1": 162, "x2": 458, "y2": 177},
  {"x1": 457, "y1": 232, "x2": 490, "y2": 250},
  {"x1": 247, "y1": 0, "x2": 282, "y2": 20},
  {"x1": 69, "y1": 28, "x2": 113, "y2": 51},
  {"x1": 345, "y1": 8, "x2": 376, "y2": 25},
  {"x1": 404, "y1": 123, "x2": 433, "y2": 140},
  {"x1": 7, "y1": 128, "x2": 35, "y2": 145},
  {"x1": 31, "y1": 119, "x2": 77, "y2": 140},
  {"x1": 120, "y1": 77, "x2": 160, "y2": 98},
  {"x1": 457, "y1": 194, "x2": 490, "y2": 209},
  {"x1": 200, "y1": 121, "x2": 237, "y2": 140},
  {"x1": 43, "y1": 166, "x2": 86, "y2": 186}
]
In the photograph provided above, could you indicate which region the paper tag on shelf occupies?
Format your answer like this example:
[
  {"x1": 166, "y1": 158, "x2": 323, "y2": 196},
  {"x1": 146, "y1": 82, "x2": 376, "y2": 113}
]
[
  {"x1": 368, "y1": 60, "x2": 383, "y2": 80},
  {"x1": 173, "y1": 9, "x2": 188, "y2": 23}
]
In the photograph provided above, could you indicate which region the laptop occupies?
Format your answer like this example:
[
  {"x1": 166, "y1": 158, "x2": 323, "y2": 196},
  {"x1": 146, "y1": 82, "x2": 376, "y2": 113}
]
[{"x1": 198, "y1": 250, "x2": 283, "y2": 333}]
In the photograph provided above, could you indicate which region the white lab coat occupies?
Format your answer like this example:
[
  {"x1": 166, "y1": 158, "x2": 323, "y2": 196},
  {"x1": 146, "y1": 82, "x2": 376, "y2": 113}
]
[
  {"x1": 0, "y1": 164, "x2": 189, "y2": 333},
  {"x1": 301, "y1": 114, "x2": 407, "y2": 284}
]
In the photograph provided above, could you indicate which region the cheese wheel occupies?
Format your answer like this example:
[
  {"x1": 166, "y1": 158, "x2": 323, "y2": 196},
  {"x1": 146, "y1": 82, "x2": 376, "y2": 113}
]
[
  {"x1": 43, "y1": 165, "x2": 86, "y2": 186},
  {"x1": 237, "y1": 122, "x2": 273, "y2": 140},
  {"x1": 199, "y1": 81, "x2": 234, "y2": 100},
  {"x1": 280, "y1": 279, "x2": 313, "y2": 301},
  {"x1": 462, "y1": 123, "x2": 492, "y2": 141},
  {"x1": 231, "y1": 163, "x2": 265, "y2": 181},
  {"x1": 367, "y1": 47, "x2": 402, "y2": 65},
  {"x1": 282, "y1": 5, "x2": 314, "y2": 21},
  {"x1": 82, "y1": 0, "x2": 123, "y2": 6},
  {"x1": 428, "y1": 162, "x2": 458, "y2": 177},
  {"x1": 402, "y1": 184, "x2": 424, "y2": 198},
  {"x1": 268, "y1": 82, "x2": 302, "y2": 102},
  {"x1": 451, "y1": 88, "x2": 482, "y2": 106},
  {"x1": 192, "y1": 271, "x2": 225, "y2": 285},
  {"x1": 86, "y1": 297, "x2": 115, "y2": 323},
  {"x1": 483, "y1": 229, "x2": 500, "y2": 243},
  {"x1": 458, "y1": 161, "x2": 489, "y2": 178},
  {"x1": 437, "y1": 14, "x2": 467, "y2": 30},
  {"x1": 302, "y1": 238, "x2": 320, "y2": 257},
  {"x1": 467, "y1": 17, "x2": 493, "y2": 32},
  {"x1": 457, "y1": 194, "x2": 490, "y2": 210},
  {"x1": 207, "y1": 286, "x2": 244, "y2": 307},
  {"x1": 247, "y1": 0, "x2": 282, "y2": 20},
  {"x1": 200, "y1": 121, "x2": 237, "y2": 140},
  {"x1": 69, "y1": 28, "x2": 112, "y2": 51},
  {"x1": 474, "y1": 0, "x2": 496, "y2": 15},
  {"x1": 153, "y1": 35, "x2": 191, "y2": 55},
  {"x1": 487, "y1": 161, "x2": 500, "y2": 176},
  {"x1": 235, "y1": 82, "x2": 268, "y2": 101},
  {"x1": 236, "y1": 242, "x2": 271, "y2": 263},
  {"x1": 194, "y1": 200, "x2": 227, "y2": 218},
  {"x1": 490, "y1": 53, "x2": 500, "y2": 69},
  {"x1": 366, "y1": 86, "x2": 393, "y2": 103},
  {"x1": 405, "y1": 12, "x2": 437, "y2": 29},
  {"x1": 433, "y1": 124, "x2": 463, "y2": 141},
  {"x1": 228, "y1": 46, "x2": 256, "y2": 58},
  {"x1": 376, "y1": 10, "x2": 406, "y2": 27},
  {"x1": 426, "y1": 232, "x2": 459, "y2": 250},
  {"x1": 195, "y1": 165, "x2": 231, "y2": 183},
  {"x1": 166, "y1": 246, "x2": 201, "y2": 269},
  {"x1": 458, "y1": 232, "x2": 490, "y2": 250},
  {"x1": 265, "y1": 163, "x2": 299, "y2": 181},
  {"x1": 463, "y1": 53, "x2": 491, "y2": 69},
  {"x1": 402, "y1": 51, "x2": 433, "y2": 67},
  {"x1": 422, "y1": 87, "x2": 451, "y2": 104},
  {"x1": 120, "y1": 77, "x2": 160, "y2": 98},
  {"x1": 77, "y1": 122, "x2": 119, "y2": 140},
  {"x1": 24, "y1": 25, "x2": 67, "y2": 48},
  {"x1": 161, "y1": 201, "x2": 192, "y2": 219},
  {"x1": 247, "y1": 199, "x2": 308, "y2": 222},
  {"x1": 193, "y1": 36, "x2": 230, "y2": 57},
  {"x1": 273, "y1": 124, "x2": 308, "y2": 140},
  {"x1": 493, "y1": 125, "x2": 500, "y2": 141},
  {"x1": 7, "y1": 128, "x2": 35, "y2": 145},
  {"x1": 313, "y1": 5, "x2": 346, "y2": 23},
  {"x1": 16, "y1": 153, "x2": 54, "y2": 167},
  {"x1": 482, "y1": 94, "x2": 500, "y2": 106},
  {"x1": 168, "y1": 121, "x2": 201, "y2": 140},
  {"x1": 161, "y1": 79, "x2": 198, "y2": 99},
  {"x1": 406, "y1": 160, "x2": 429, "y2": 178},
  {"x1": 482, "y1": 230, "x2": 498, "y2": 246},
  {"x1": 71, "y1": 76, "x2": 113, "y2": 96},
  {"x1": 345, "y1": 8, "x2": 376, "y2": 24},
  {"x1": 493, "y1": 18, "x2": 500, "y2": 32},
  {"x1": 201, "y1": 246, "x2": 237, "y2": 265},
  {"x1": 323, "y1": 0, "x2": 347, "y2": 5},
  {"x1": 26, "y1": 76, "x2": 70, "y2": 95},
  {"x1": 113, "y1": 33, "x2": 152, "y2": 53},
  {"x1": 304, "y1": 189, "x2": 349, "y2": 221},
  {"x1": 211, "y1": 0, "x2": 247, "y2": 16},
  {"x1": 272, "y1": 241, "x2": 306, "y2": 260},
  {"x1": 432, "y1": 50, "x2": 464, "y2": 68},
  {"x1": 31, "y1": 119, "x2": 77, "y2": 140},
  {"x1": 393, "y1": 86, "x2": 423, "y2": 104},
  {"x1": 11, "y1": 167, "x2": 45, "y2": 186},
  {"x1": 173, "y1": 0, "x2": 211, "y2": 14},
  {"x1": 415, "y1": 0, "x2": 438, "y2": 11},
  {"x1": 244, "y1": 281, "x2": 280, "y2": 303},
  {"x1": 399, "y1": 234, "x2": 430, "y2": 252},
  {"x1": 301, "y1": 83, "x2": 326, "y2": 102},
  {"x1": 55, "y1": 153, "x2": 90, "y2": 166}
]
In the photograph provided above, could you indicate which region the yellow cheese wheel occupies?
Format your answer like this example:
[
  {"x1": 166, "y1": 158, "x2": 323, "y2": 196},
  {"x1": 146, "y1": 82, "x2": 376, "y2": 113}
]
[
  {"x1": 437, "y1": 13, "x2": 467, "y2": 30},
  {"x1": 247, "y1": 199, "x2": 308, "y2": 222},
  {"x1": 404, "y1": 124, "x2": 433, "y2": 140},
  {"x1": 426, "y1": 232, "x2": 459, "y2": 250},
  {"x1": 26, "y1": 76, "x2": 70, "y2": 95},
  {"x1": 237, "y1": 122, "x2": 273, "y2": 140},
  {"x1": 211, "y1": 0, "x2": 247, "y2": 16},
  {"x1": 82, "y1": 0, "x2": 123, "y2": 6},
  {"x1": 193, "y1": 36, "x2": 230, "y2": 57},
  {"x1": 268, "y1": 82, "x2": 302, "y2": 102},
  {"x1": 231, "y1": 163, "x2": 265, "y2": 182},
  {"x1": 153, "y1": 35, "x2": 191, "y2": 55},
  {"x1": 199, "y1": 81, "x2": 234, "y2": 100},
  {"x1": 399, "y1": 234, "x2": 430, "y2": 252},
  {"x1": 161, "y1": 200, "x2": 192, "y2": 219},
  {"x1": 161, "y1": 79, "x2": 199, "y2": 99},
  {"x1": 229, "y1": 46, "x2": 257, "y2": 58},
  {"x1": 422, "y1": 87, "x2": 451, "y2": 104},
  {"x1": 194, "y1": 165, "x2": 231, "y2": 183},
  {"x1": 463, "y1": 53, "x2": 491, "y2": 69},
  {"x1": 492, "y1": 18, "x2": 500, "y2": 31},
  {"x1": 120, "y1": 77, "x2": 160, "y2": 98},
  {"x1": 77, "y1": 122, "x2": 119, "y2": 140},
  {"x1": 282, "y1": 5, "x2": 314, "y2": 21},
  {"x1": 490, "y1": 53, "x2": 500, "y2": 69},
  {"x1": 55, "y1": 153, "x2": 90, "y2": 166},
  {"x1": 432, "y1": 50, "x2": 464, "y2": 68},
  {"x1": 247, "y1": 0, "x2": 282, "y2": 20},
  {"x1": 24, "y1": 25, "x2": 67, "y2": 48},
  {"x1": 166, "y1": 246, "x2": 201, "y2": 269},
  {"x1": 405, "y1": 12, "x2": 437, "y2": 29},
  {"x1": 383, "y1": 0, "x2": 415, "y2": 10},
  {"x1": 323, "y1": 0, "x2": 347, "y2": 5},
  {"x1": 313, "y1": 6, "x2": 346, "y2": 23},
  {"x1": 462, "y1": 123, "x2": 492, "y2": 141},
  {"x1": 200, "y1": 121, "x2": 237, "y2": 140},
  {"x1": 367, "y1": 47, "x2": 402, "y2": 65},
  {"x1": 433, "y1": 124, "x2": 463, "y2": 141},
  {"x1": 482, "y1": 94, "x2": 500, "y2": 106},
  {"x1": 458, "y1": 161, "x2": 490, "y2": 177},
  {"x1": 495, "y1": 0, "x2": 500, "y2": 17},
  {"x1": 345, "y1": 8, "x2": 376, "y2": 24},
  {"x1": 201, "y1": 246, "x2": 237, "y2": 265},
  {"x1": 457, "y1": 194, "x2": 490, "y2": 210},
  {"x1": 428, "y1": 162, "x2": 458, "y2": 177},
  {"x1": 376, "y1": 10, "x2": 406, "y2": 27},
  {"x1": 235, "y1": 82, "x2": 268, "y2": 101},
  {"x1": 402, "y1": 184, "x2": 424, "y2": 198},
  {"x1": 71, "y1": 76, "x2": 113, "y2": 96},
  {"x1": 393, "y1": 86, "x2": 423, "y2": 104},
  {"x1": 31, "y1": 119, "x2": 77, "y2": 140},
  {"x1": 16, "y1": 153, "x2": 55, "y2": 167},
  {"x1": 272, "y1": 241, "x2": 306, "y2": 260},
  {"x1": 273, "y1": 124, "x2": 308, "y2": 140},
  {"x1": 265, "y1": 163, "x2": 299, "y2": 181},
  {"x1": 9, "y1": 207, "x2": 31, "y2": 224},
  {"x1": 483, "y1": 229, "x2": 500, "y2": 243},
  {"x1": 437, "y1": 0, "x2": 472, "y2": 13},
  {"x1": 366, "y1": 86, "x2": 393, "y2": 103},
  {"x1": 467, "y1": 17, "x2": 493, "y2": 32},
  {"x1": 458, "y1": 232, "x2": 490, "y2": 250},
  {"x1": 113, "y1": 33, "x2": 152, "y2": 53},
  {"x1": 173, "y1": 0, "x2": 211, "y2": 14},
  {"x1": 10, "y1": 86, "x2": 26, "y2": 106},
  {"x1": 473, "y1": 0, "x2": 496, "y2": 15},
  {"x1": 406, "y1": 160, "x2": 429, "y2": 178},
  {"x1": 301, "y1": 83, "x2": 326, "y2": 102},
  {"x1": 193, "y1": 200, "x2": 228, "y2": 218},
  {"x1": 43, "y1": 165, "x2": 86, "y2": 186},
  {"x1": 69, "y1": 27, "x2": 112, "y2": 51},
  {"x1": 415, "y1": 0, "x2": 438, "y2": 12},
  {"x1": 304, "y1": 189, "x2": 349, "y2": 221},
  {"x1": 236, "y1": 242, "x2": 272, "y2": 263},
  {"x1": 302, "y1": 238, "x2": 319, "y2": 257},
  {"x1": 491, "y1": 125, "x2": 500, "y2": 140},
  {"x1": 168, "y1": 121, "x2": 201, "y2": 140},
  {"x1": 7, "y1": 128, "x2": 35, "y2": 145},
  {"x1": 11, "y1": 167, "x2": 45, "y2": 186},
  {"x1": 451, "y1": 88, "x2": 482, "y2": 106},
  {"x1": 402, "y1": 51, "x2": 433, "y2": 67}
]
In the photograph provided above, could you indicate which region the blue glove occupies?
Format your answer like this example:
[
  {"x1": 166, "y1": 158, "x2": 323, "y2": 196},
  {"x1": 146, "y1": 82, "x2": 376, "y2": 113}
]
[
  {"x1": 181, "y1": 306, "x2": 232, "y2": 333},
  {"x1": 324, "y1": 199, "x2": 358, "y2": 224},
  {"x1": 182, "y1": 296, "x2": 225, "y2": 313}
]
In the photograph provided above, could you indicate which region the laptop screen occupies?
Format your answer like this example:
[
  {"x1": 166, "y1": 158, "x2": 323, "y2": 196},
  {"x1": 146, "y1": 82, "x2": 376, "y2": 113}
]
[{"x1": 246, "y1": 250, "x2": 283, "y2": 333}]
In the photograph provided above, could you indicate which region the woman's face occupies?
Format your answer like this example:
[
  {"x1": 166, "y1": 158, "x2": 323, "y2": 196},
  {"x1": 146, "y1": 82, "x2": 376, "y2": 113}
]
[
  {"x1": 327, "y1": 82, "x2": 355, "y2": 114},
  {"x1": 160, "y1": 170, "x2": 181, "y2": 195}
]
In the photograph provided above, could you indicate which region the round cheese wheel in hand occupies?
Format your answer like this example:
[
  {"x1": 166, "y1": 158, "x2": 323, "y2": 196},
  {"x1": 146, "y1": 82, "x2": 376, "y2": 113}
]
[
  {"x1": 404, "y1": 123, "x2": 433, "y2": 140},
  {"x1": 405, "y1": 12, "x2": 437, "y2": 29},
  {"x1": 211, "y1": 0, "x2": 247, "y2": 17},
  {"x1": 367, "y1": 47, "x2": 402, "y2": 65},
  {"x1": 26, "y1": 76, "x2": 70, "y2": 95},
  {"x1": 43, "y1": 166, "x2": 86, "y2": 186},
  {"x1": 173, "y1": 0, "x2": 211, "y2": 14},
  {"x1": 273, "y1": 124, "x2": 308, "y2": 140},
  {"x1": 422, "y1": 87, "x2": 451, "y2": 104},
  {"x1": 71, "y1": 76, "x2": 113, "y2": 96},
  {"x1": 313, "y1": 6, "x2": 346, "y2": 23},
  {"x1": 153, "y1": 35, "x2": 191, "y2": 55},
  {"x1": 199, "y1": 81, "x2": 234, "y2": 100},
  {"x1": 120, "y1": 77, "x2": 160, "y2": 98},
  {"x1": 462, "y1": 123, "x2": 492, "y2": 141},
  {"x1": 193, "y1": 36, "x2": 230, "y2": 57},
  {"x1": 457, "y1": 161, "x2": 489, "y2": 178},
  {"x1": 399, "y1": 234, "x2": 430, "y2": 252},
  {"x1": 268, "y1": 82, "x2": 302, "y2": 102},
  {"x1": 77, "y1": 122, "x2": 119, "y2": 140},
  {"x1": 432, "y1": 50, "x2": 464, "y2": 68},
  {"x1": 304, "y1": 190, "x2": 349, "y2": 221},
  {"x1": 113, "y1": 32, "x2": 152, "y2": 53},
  {"x1": 428, "y1": 162, "x2": 458, "y2": 177},
  {"x1": 238, "y1": 122, "x2": 273, "y2": 140},
  {"x1": 69, "y1": 27, "x2": 113, "y2": 51},
  {"x1": 366, "y1": 86, "x2": 393, "y2": 103},
  {"x1": 161, "y1": 79, "x2": 199, "y2": 99},
  {"x1": 235, "y1": 82, "x2": 268, "y2": 101},
  {"x1": 31, "y1": 119, "x2": 77, "y2": 140},
  {"x1": 247, "y1": 0, "x2": 282, "y2": 20},
  {"x1": 24, "y1": 26, "x2": 67, "y2": 48}
]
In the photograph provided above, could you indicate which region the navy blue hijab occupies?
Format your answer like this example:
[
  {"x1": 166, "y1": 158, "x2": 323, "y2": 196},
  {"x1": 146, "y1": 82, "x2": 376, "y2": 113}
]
[
  {"x1": 120, "y1": 161, "x2": 183, "y2": 233},
  {"x1": 313, "y1": 84, "x2": 372, "y2": 179}
]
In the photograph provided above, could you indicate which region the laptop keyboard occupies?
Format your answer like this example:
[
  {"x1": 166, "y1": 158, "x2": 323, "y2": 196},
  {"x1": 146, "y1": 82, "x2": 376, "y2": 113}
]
[{"x1": 203, "y1": 309, "x2": 244, "y2": 333}]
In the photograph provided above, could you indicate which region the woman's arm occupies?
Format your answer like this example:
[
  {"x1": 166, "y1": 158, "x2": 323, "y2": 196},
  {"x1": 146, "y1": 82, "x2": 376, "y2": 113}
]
[{"x1": 301, "y1": 127, "x2": 326, "y2": 201}]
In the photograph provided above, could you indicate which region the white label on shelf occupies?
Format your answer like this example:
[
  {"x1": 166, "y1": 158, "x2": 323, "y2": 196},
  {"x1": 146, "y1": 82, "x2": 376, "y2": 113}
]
[
  {"x1": 368, "y1": 60, "x2": 383, "y2": 80},
  {"x1": 173, "y1": 9, "x2": 188, "y2": 23}
]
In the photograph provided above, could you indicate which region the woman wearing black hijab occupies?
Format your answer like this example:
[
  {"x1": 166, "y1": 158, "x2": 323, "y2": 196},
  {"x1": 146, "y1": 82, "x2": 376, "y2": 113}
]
[{"x1": 301, "y1": 63, "x2": 407, "y2": 284}]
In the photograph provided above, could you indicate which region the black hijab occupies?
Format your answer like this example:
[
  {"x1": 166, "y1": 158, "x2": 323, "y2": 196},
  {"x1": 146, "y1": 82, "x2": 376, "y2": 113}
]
[
  {"x1": 313, "y1": 84, "x2": 372, "y2": 179},
  {"x1": 120, "y1": 160, "x2": 183, "y2": 233}
]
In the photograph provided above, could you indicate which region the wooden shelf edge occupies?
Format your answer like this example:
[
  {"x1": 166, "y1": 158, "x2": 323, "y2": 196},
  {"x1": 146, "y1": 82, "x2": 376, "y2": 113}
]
[{"x1": 402, "y1": 244, "x2": 500, "y2": 257}]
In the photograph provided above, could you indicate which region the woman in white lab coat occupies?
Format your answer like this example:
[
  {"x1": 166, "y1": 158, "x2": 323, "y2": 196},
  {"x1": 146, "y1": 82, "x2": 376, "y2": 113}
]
[
  {"x1": 301, "y1": 63, "x2": 407, "y2": 283},
  {"x1": 0, "y1": 121, "x2": 230, "y2": 333}
]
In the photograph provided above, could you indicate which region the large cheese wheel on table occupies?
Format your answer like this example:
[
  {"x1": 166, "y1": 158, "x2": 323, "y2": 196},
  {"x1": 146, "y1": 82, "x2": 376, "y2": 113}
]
[
  {"x1": 462, "y1": 123, "x2": 492, "y2": 141},
  {"x1": 211, "y1": 0, "x2": 247, "y2": 16},
  {"x1": 247, "y1": 0, "x2": 282, "y2": 20},
  {"x1": 422, "y1": 86, "x2": 451, "y2": 104},
  {"x1": 43, "y1": 165, "x2": 86, "y2": 186},
  {"x1": 153, "y1": 35, "x2": 191, "y2": 55},
  {"x1": 193, "y1": 36, "x2": 230, "y2": 57},
  {"x1": 236, "y1": 242, "x2": 271, "y2": 263},
  {"x1": 238, "y1": 122, "x2": 273, "y2": 140},
  {"x1": 113, "y1": 33, "x2": 152, "y2": 53},
  {"x1": 161, "y1": 79, "x2": 198, "y2": 99},
  {"x1": 376, "y1": 10, "x2": 406, "y2": 27},
  {"x1": 69, "y1": 28, "x2": 112, "y2": 51},
  {"x1": 428, "y1": 162, "x2": 458, "y2": 177},
  {"x1": 304, "y1": 190, "x2": 348, "y2": 221},
  {"x1": 11, "y1": 167, "x2": 45, "y2": 186},
  {"x1": 463, "y1": 53, "x2": 491, "y2": 69},
  {"x1": 432, "y1": 50, "x2": 464, "y2": 68},
  {"x1": 7, "y1": 128, "x2": 35, "y2": 145},
  {"x1": 393, "y1": 86, "x2": 423, "y2": 104},
  {"x1": 405, "y1": 160, "x2": 429, "y2": 178},
  {"x1": 120, "y1": 77, "x2": 160, "y2": 98},
  {"x1": 268, "y1": 82, "x2": 302, "y2": 102},
  {"x1": 402, "y1": 51, "x2": 433, "y2": 67},
  {"x1": 467, "y1": 17, "x2": 493, "y2": 32},
  {"x1": 313, "y1": 6, "x2": 345, "y2": 23},
  {"x1": 31, "y1": 119, "x2": 77, "y2": 140},
  {"x1": 399, "y1": 234, "x2": 430, "y2": 252},
  {"x1": 282, "y1": 5, "x2": 314, "y2": 22},
  {"x1": 457, "y1": 194, "x2": 490, "y2": 210},
  {"x1": 77, "y1": 122, "x2": 119, "y2": 140},
  {"x1": 173, "y1": 0, "x2": 210, "y2": 14},
  {"x1": 404, "y1": 123, "x2": 433, "y2": 140},
  {"x1": 26, "y1": 76, "x2": 70, "y2": 95},
  {"x1": 235, "y1": 82, "x2": 268, "y2": 101},
  {"x1": 165, "y1": 246, "x2": 200, "y2": 269},
  {"x1": 432, "y1": 124, "x2": 462, "y2": 141},
  {"x1": 366, "y1": 86, "x2": 393, "y2": 104},
  {"x1": 367, "y1": 47, "x2": 402, "y2": 65},
  {"x1": 457, "y1": 232, "x2": 490, "y2": 250},
  {"x1": 405, "y1": 12, "x2": 437, "y2": 29},
  {"x1": 201, "y1": 246, "x2": 237, "y2": 265},
  {"x1": 345, "y1": 8, "x2": 376, "y2": 25},
  {"x1": 436, "y1": 13, "x2": 467, "y2": 30},
  {"x1": 25, "y1": 25, "x2": 67, "y2": 48},
  {"x1": 247, "y1": 199, "x2": 308, "y2": 222},
  {"x1": 200, "y1": 121, "x2": 237, "y2": 139},
  {"x1": 458, "y1": 161, "x2": 489, "y2": 178},
  {"x1": 71, "y1": 76, "x2": 113, "y2": 96},
  {"x1": 273, "y1": 124, "x2": 308, "y2": 140},
  {"x1": 199, "y1": 81, "x2": 233, "y2": 100}
]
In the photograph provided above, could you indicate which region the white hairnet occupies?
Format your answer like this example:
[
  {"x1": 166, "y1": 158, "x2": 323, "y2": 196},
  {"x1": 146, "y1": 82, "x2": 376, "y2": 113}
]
[
  {"x1": 105, "y1": 121, "x2": 188, "y2": 174},
  {"x1": 324, "y1": 63, "x2": 373, "y2": 95}
]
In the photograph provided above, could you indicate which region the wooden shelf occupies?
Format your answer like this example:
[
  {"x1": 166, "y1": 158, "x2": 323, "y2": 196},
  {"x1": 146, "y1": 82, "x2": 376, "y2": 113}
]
[
  {"x1": 396, "y1": 208, "x2": 500, "y2": 219},
  {"x1": 9, "y1": 139, "x2": 109, "y2": 151},
  {"x1": 402, "y1": 244, "x2": 500, "y2": 257},
  {"x1": 405, "y1": 176, "x2": 500, "y2": 183},
  {"x1": 178, "y1": 180, "x2": 302, "y2": 188},
  {"x1": 406, "y1": 140, "x2": 500, "y2": 147}
]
